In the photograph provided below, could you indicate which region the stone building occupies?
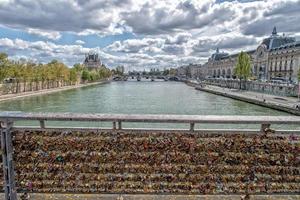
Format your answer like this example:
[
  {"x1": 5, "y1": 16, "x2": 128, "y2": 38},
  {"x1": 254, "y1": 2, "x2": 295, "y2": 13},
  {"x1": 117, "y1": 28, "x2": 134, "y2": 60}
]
[
  {"x1": 176, "y1": 64, "x2": 204, "y2": 79},
  {"x1": 205, "y1": 48, "x2": 255, "y2": 79},
  {"x1": 83, "y1": 52, "x2": 102, "y2": 70},
  {"x1": 203, "y1": 27, "x2": 300, "y2": 83}
]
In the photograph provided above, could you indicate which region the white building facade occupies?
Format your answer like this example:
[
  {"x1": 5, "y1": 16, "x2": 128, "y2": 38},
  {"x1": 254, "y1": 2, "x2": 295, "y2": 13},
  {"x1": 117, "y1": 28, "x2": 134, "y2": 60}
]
[{"x1": 203, "y1": 27, "x2": 300, "y2": 83}]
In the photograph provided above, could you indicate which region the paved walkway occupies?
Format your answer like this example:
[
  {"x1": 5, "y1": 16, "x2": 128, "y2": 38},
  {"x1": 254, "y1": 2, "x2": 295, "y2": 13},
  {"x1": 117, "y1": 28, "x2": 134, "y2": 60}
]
[
  {"x1": 1, "y1": 194, "x2": 299, "y2": 200},
  {"x1": 0, "y1": 80, "x2": 109, "y2": 102},
  {"x1": 195, "y1": 85, "x2": 300, "y2": 115}
]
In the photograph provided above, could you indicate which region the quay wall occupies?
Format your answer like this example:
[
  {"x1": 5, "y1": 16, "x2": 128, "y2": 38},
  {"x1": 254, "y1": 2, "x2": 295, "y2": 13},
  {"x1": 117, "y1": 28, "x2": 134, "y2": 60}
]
[
  {"x1": 1, "y1": 129, "x2": 299, "y2": 195},
  {"x1": 203, "y1": 79, "x2": 299, "y2": 97},
  {"x1": 194, "y1": 86, "x2": 300, "y2": 116}
]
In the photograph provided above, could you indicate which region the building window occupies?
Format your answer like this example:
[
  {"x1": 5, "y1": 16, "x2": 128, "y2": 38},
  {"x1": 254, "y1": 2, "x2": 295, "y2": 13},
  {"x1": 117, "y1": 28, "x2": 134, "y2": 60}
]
[
  {"x1": 279, "y1": 61, "x2": 282, "y2": 71},
  {"x1": 284, "y1": 60, "x2": 287, "y2": 71},
  {"x1": 290, "y1": 60, "x2": 293, "y2": 71}
]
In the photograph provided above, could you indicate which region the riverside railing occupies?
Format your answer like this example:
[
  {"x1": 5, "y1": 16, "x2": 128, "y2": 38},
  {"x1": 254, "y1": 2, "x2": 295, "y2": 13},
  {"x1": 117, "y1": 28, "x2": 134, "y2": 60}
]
[{"x1": 0, "y1": 111, "x2": 300, "y2": 200}]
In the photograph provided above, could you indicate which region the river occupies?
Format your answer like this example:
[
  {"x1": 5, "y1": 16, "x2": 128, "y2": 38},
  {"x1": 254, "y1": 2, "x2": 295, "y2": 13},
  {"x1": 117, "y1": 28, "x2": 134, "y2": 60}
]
[{"x1": 0, "y1": 81, "x2": 292, "y2": 129}]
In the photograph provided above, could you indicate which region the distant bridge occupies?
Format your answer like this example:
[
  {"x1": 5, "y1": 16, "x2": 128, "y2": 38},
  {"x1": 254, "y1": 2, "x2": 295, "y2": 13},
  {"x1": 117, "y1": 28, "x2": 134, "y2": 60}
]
[{"x1": 113, "y1": 75, "x2": 180, "y2": 82}]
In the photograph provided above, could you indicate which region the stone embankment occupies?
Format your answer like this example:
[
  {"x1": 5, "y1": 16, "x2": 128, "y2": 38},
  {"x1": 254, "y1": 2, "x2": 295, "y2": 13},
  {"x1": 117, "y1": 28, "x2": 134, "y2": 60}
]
[
  {"x1": 186, "y1": 81, "x2": 300, "y2": 116},
  {"x1": 0, "y1": 79, "x2": 110, "y2": 102},
  {"x1": 2, "y1": 129, "x2": 299, "y2": 195},
  {"x1": 197, "y1": 85, "x2": 300, "y2": 115}
]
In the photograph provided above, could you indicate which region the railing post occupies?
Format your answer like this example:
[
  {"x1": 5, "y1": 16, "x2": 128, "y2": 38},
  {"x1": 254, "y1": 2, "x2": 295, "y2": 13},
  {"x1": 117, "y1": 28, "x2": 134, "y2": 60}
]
[
  {"x1": 190, "y1": 123, "x2": 195, "y2": 131},
  {"x1": 39, "y1": 120, "x2": 45, "y2": 129},
  {"x1": 113, "y1": 121, "x2": 116, "y2": 130},
  {"x1": 1, "y1": 120, "x2": 17, "y2": 200},
  {"x1": 118, "y1": 121, "x2": 122, "y2": 130},
  {"x1": 261, "y1": 123, "x2": 271, "y2": 133}
]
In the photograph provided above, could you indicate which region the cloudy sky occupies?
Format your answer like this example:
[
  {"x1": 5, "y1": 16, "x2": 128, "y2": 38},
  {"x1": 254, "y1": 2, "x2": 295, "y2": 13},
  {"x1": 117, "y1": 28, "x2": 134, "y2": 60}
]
[{"x1": 0, "y1": 0, "x2": 299, "y2": 70}]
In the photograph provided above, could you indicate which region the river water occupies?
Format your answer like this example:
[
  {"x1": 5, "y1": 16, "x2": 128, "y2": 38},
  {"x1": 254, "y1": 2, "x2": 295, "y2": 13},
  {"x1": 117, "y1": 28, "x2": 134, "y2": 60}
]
[{"x1": 0, "y1": 81, "x2": 292, "y2": 129}]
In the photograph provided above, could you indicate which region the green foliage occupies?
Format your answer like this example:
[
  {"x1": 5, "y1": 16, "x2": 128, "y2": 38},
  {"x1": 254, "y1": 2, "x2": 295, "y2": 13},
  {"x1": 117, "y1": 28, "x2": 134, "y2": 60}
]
[
  {"x1": 73, "y1": 63, "x2": 84, "y2": 72},
  {"x1": 234, "y1": 52, "x2": 251, "y2": 80},
  {"x1": 0, "y1": 52, "x2": 8, "y2": 62},
  {"x1": 298, "y1": 69, "x2": 300, "y2": 81},
  {"x1": 0, "y1": 52, "x2": 111, "y2": 93},
  {"x1": 162, "y1": 69, "x2": 169, "y2": 76},
  {"x1": 69, "y1": 68, "x2": 78, "y2": 84},
  {"x1": 234, "y1": 52, "x2": 251, "y2": 89},
  {"x1": 81, "y1": 70, "x2": 90, "y2": 81},
  {"x1": 81, "y1": 67, "x2": 111, "y2": 82}
]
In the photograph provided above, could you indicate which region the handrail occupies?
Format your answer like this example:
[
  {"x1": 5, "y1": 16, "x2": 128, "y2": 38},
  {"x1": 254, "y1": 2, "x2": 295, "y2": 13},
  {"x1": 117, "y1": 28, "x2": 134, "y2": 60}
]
[
  {"x1": 0, "y1": 111, "x2": 300, "y2": 124},
  {"x1": 0, "y1": 111, "x2": 300, "y2": 132}
]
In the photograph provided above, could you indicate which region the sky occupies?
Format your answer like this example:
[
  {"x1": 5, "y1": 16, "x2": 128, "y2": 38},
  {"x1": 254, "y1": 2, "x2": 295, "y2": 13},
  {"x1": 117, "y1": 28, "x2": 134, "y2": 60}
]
[{"x1": 0, "y1": 0, "x2": 299, "y2": 71}]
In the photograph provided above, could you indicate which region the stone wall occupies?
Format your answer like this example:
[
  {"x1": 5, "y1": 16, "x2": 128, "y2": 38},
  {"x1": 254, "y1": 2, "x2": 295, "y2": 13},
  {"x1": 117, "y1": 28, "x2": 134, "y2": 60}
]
[
  {"x1": 1, "y1": 129, "x2": 298, "y2": 194},
  {"x1": 204, "y1": 79, "x2": 299, "y2": 97}
]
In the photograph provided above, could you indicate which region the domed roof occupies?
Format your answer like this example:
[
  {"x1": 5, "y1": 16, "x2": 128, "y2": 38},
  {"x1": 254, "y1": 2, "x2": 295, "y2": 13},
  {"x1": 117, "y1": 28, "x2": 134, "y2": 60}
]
[
  {"x1": 211, "y1": 48, "x2": 229, "y2": 61},
  {"x1": 261, "y1": 27, "x2": 296, "y2": 50}
]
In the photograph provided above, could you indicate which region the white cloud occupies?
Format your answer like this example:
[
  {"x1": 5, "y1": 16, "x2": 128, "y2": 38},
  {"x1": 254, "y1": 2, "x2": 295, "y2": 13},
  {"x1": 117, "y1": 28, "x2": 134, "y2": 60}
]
[
  {"x1": 75, "y1": 40, "x2": 85, "y2": 45},
  {"x1": 27, "y1": 28, "x2": 61, "y2": 40},
  {"x1": 0, "y1": 0, "x2": 11, "y2": 5},
  {"x1": 0, "y1": 38, "x2": 98, "y2": 66},
  {"x1": 0, "y1": 0, "x2": 299, "y2": 69},
  {"x1": 0, "y1": 38, "x2": 14, "y2": 47}
]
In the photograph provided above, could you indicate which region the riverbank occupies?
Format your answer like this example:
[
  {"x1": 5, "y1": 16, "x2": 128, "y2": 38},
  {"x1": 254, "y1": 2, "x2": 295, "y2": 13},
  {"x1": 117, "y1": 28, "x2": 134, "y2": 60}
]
[
  {"x1": 0, "y1": 79, "x2": 110, "y2": 102},
  {"x1": 192, "y1": 83, "x2": 300, "y2": 116}
]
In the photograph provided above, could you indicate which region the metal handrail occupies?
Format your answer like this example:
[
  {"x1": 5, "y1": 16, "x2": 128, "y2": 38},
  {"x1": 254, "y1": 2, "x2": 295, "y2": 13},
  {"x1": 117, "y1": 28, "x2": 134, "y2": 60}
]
[
  {"x1": 0, "y1": 111, "x2": 300, "y2": 132},
  {"x1": 1, "y1": 111, "x2": 300, "y2": 123}
]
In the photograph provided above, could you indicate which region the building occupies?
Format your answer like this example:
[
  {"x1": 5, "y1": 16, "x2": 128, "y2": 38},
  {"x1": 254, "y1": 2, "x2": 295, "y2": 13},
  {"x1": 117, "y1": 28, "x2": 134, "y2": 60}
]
[
  {"x1": 176, "y1": 64, "x2": 204, "y2": 79},
  {"x1": 204, "y1": 48, "x2": 255, "y2": 79},
  {"x1": 203, "y1": 27, "x2": 300, "y2": 83},
  {"x1": 83, "y1": 52, "x2": 102, "y2": 70}
]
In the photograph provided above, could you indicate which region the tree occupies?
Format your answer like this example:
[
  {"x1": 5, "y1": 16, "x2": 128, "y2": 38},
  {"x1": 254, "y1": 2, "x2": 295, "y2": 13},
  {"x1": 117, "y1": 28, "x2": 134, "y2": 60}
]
[
  {"x1": 234, "y1": 51, "x2": 251, "y2": 90},
  {"x1": 81, "y1": 70, "x2": 89, "y2": 82},
  {"x1": 0, "y1": 52, "x2": 9, "y2": 82},
  {"x1": 0, "y1": 52, "x2": 111, "y2": 93},
  {"x1": 0, "y1": 52, "x2": 8, "y2": 61},
  {"x1": 162, "y1": 69, "x2": 169, "y2": 76},
  {"x1": 73, "y1": 63, "x2": 84, "y2": 72},
  {"x1": 298, "y1": 69, "x2": 300, "y2": 82},
  {"x1": 69, "y1": 68, "x2": 78, "y2": 85}
]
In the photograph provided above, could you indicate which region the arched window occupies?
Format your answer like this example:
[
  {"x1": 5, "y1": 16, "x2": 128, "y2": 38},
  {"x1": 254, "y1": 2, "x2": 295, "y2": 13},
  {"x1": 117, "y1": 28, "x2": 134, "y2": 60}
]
[{"x1": 227, "y1": 69, "x2": 231, "y2": 78}]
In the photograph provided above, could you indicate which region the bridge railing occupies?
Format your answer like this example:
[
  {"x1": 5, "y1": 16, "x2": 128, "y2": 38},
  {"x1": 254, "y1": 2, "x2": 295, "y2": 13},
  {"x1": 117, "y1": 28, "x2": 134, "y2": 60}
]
[
  {"x1": 1, "y1": 111, "x2": 300, "y2": 132},
  {"x1": 1, "y1": 112, "x2": 300, "y2": 200}
]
